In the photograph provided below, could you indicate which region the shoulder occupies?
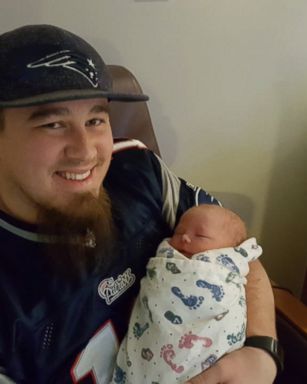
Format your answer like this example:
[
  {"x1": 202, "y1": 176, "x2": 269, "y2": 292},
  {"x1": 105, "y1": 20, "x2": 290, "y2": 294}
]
[
  {"x1": 106, "y1": 139, "x2": 220, "y2": 229},
  {"x1": 106, "y1": 138, "x2": 163, "y2": 199},
  {"x1": 110, "y1": 138, "x2": 162, "y2": 177}
]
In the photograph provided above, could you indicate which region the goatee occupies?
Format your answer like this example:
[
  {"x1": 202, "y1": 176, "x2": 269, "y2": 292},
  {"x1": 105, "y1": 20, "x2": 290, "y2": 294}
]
[{"x1": 37, "y1": 187, "x2": 115, "y2": 279}]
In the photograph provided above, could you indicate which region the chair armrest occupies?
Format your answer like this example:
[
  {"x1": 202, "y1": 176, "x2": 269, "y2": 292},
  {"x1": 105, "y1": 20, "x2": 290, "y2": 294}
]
[
  {"x1": 272, "y1": 284, "x2": 307, "y2": 383},
  {"x1": 273, "y1": 285, "x2": 307, "y2": 336}
]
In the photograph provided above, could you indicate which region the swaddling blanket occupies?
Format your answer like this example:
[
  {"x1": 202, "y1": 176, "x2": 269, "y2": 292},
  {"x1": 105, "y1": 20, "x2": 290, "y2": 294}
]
[{"x1": 112, "y1": 237, "x2": 262, "y2": 384}]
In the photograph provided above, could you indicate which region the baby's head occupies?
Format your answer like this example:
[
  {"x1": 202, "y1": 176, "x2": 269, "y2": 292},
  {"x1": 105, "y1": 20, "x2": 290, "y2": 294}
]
[{"x1": 169, "y1": 204, "x2": 247, "y2": 257}]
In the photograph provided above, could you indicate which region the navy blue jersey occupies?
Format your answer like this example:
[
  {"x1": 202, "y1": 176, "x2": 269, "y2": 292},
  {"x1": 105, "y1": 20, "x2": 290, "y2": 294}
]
[{"x1": 0, "y1": 140, "x2": 219, "y2": 384}]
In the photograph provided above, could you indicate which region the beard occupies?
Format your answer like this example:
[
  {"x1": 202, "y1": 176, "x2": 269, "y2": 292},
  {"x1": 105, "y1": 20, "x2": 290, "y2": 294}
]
[{"x1": 37, "y1": 187, "x2": 116, "y2": 279}]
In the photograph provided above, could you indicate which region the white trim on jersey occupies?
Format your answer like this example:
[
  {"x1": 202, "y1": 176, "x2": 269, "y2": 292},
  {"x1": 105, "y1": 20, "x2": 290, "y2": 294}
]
[
  {"x1": 155, "y1": 155, "x2": 181, "y2": 230},
  {"x1": 195, "y1": 187, "x2": 201, "y2": 206},
  {"x1": 113, "y1": 139, "x2": 147, "y2": 154},
  {"x1": 0, "y1": 218, "x2": 50, "y2": 243},
  {"x1": 0, "y1": 373, "x2": 16, "y2": 384}
]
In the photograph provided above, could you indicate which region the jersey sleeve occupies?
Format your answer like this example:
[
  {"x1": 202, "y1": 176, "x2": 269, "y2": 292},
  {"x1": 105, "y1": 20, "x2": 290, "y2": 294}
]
[{"x1": 152, "y1": 154, "x2": 221, "y2": 229}]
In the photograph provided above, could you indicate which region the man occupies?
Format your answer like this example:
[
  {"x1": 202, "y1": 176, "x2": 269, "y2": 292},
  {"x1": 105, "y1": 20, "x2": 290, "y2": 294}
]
[{"x1": 0, "y1": 25, "x2": 281, "y2": 383}]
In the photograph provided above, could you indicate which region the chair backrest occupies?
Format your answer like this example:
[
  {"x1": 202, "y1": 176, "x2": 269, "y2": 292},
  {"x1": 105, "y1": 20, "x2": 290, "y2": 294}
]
[{"x1": 107, "y1": 65, "x2": 160, "y2": 156}]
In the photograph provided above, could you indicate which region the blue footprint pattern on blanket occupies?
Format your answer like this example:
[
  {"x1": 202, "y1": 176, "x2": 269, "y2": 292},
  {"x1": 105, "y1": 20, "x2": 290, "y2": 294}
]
[
  {"x1": 217, "y1": 254, "x2": 240, "y2": 274},
  {"x1": 112, "y1": 364, "x2": 127, "y2": 384},
  {"x1": 234, "y1": 246, "x2": 248, "y2": 257},
  {"x1": 142, "y1": 295, "x2": 153, "y2": 323},
  {"x1": 171, "y1": 286, "x2": 204, "y2": 309},
  {"x1": 166, "y1": 262, "x2": 181, "y2": 274},
  {"x1": 195, "y1": 279, "x2": 224, "y2": 302},
  {"x1": 197, "y1": 255, "x2": 211, "y2": 262},
  {"x1": 147, "y1": 266, "x2": 157, "y2": 279},
  {"x1": 159, "y1": 247, "x2": 175, "y2": 258},
  {"x1": 133, "y1": 322, "x2": 149, "y2": 339},
  {"x1": 164, "y1": 310, "x2": 183, "y2": 324},
  {"x1": 201, "y1": 354, "x2": 218, "y2": 371},
  {"x1": 227, "y1": 323, "x2": 246, "y2": 346}
]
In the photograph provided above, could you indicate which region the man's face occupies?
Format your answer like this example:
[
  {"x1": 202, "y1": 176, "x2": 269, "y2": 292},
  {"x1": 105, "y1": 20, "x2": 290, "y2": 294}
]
[{"x1": 0, "y1": 98, "x2": 113, "y2": 223}]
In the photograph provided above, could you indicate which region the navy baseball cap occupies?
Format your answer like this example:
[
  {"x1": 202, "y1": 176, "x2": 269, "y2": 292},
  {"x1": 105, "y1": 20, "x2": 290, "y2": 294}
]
[{"x1": 0, "y1": 24, "x2": 149, "y2": 107}]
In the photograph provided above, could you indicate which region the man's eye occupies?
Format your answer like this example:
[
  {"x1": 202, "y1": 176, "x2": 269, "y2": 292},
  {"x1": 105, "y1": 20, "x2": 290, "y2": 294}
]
[
  {"x1": 86, "y1": 118, "x2": 105, "y2": 127},
  {"x1": 41, "y1": 122, "x2": 63, "y2": 129}
]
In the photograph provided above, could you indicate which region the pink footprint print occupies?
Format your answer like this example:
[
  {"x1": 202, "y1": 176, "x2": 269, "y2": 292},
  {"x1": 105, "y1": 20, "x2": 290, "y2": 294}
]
[
  {"x1": 178, "y1": 331, "x2": 212, "y2": 349},
  {"x1": 160, "y1": 344, "x2": 184, "y2": 373}
]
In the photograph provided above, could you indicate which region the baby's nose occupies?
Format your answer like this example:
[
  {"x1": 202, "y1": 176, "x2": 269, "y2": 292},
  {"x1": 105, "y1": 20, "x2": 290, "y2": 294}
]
[{"x1": 182, "y1": 234, "x2": 191, "y2": 243}]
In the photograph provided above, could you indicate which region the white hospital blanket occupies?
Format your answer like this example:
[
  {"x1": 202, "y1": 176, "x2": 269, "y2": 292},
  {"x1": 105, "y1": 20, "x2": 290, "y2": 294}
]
[{"x1": 111, "y1": 237, "x2": 262, "y2": 384}]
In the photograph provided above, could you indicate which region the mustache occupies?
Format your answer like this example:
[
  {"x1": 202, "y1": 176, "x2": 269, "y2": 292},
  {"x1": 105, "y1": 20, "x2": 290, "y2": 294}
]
[{"x1": 56, "y1": 158, "x2": 104, "y2": 169}]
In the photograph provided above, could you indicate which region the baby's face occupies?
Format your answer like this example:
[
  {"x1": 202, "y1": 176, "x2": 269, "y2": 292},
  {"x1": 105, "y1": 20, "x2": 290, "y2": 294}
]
[{"x1": 169, "y1": 207, "x2": 229, "y2": 257}]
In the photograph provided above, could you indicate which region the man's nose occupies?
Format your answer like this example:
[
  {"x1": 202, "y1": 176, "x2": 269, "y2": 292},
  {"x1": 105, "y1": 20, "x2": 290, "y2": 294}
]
[
  {"x1": 182, "y1": 234, "x2": 191, "y2": 244},
  {"x1": 64, "y1": 127, "x2": 96, "y2": 161}
]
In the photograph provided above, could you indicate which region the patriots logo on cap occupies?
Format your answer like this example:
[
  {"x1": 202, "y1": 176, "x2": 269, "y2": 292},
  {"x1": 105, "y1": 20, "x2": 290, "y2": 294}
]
[{"x1": 27, "y1": 50, "x2": 99, "y2": 88}]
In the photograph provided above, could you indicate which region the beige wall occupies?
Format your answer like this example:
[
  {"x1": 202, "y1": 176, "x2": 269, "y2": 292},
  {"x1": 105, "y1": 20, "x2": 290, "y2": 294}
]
[{"x1": 1, "y1": 0, "x2": 306, "y2": 296}]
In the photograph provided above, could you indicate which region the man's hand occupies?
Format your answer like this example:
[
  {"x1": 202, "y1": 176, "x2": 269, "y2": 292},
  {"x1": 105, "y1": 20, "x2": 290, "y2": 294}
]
[{"x1": 185, "y1": 346, "x2": 277, "y2": 384}]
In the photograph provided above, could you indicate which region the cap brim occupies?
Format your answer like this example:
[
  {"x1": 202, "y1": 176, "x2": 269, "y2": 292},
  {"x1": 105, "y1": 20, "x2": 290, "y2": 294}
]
[{"x1": 0, "y1": 89, "x2": 149, "y2": 108}]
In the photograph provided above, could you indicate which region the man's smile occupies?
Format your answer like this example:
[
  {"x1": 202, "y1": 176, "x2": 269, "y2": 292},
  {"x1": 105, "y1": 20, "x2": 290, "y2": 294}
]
[{"x1": 56, "y1": 169, "x2": 92, "y2": 181}]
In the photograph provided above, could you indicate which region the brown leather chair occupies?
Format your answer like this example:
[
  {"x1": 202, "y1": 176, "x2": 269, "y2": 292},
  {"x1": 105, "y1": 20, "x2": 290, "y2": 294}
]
[
  {"x1": 108, "y1": 65, "x2": 160, "y2": 156},
  {"x1": 273, "y1": 283, "x2": 307, "y2": 383},
  {"x1": 107, "y1": 64, "x2": 307, "y2": 384}
]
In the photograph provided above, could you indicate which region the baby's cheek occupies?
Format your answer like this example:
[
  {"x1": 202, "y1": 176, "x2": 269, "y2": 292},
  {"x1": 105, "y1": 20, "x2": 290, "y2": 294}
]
[
  {"x1": 168, "y1": 236, "x2": 177, "y2": 248},
  {"x1": 189, "y1": 239, "x2": 208, "y2": 253}
]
